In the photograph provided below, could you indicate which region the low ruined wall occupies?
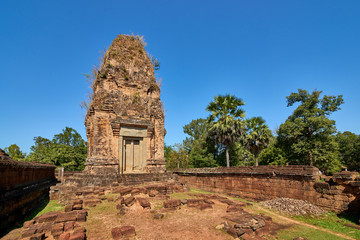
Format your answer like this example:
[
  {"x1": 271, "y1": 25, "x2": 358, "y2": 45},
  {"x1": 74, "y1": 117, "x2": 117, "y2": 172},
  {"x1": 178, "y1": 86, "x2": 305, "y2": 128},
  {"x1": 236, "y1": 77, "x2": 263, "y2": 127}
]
[
  {"x1": 0, "y1": 151, "x2": 56, "y2": 235},
  {"x1": 173, "y1": 166, "x2": 360, "y2": 215},
  {"x1": 62, "y1": 172, "x2": 176, "y2": 187}
]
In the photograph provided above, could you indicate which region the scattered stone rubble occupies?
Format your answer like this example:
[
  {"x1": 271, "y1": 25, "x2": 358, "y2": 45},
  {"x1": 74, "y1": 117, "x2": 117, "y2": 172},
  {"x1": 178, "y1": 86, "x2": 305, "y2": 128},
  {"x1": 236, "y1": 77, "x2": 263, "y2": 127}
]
[
  {"x1": 259, "y1": 198, "x2": 327, "y2": 216},
  {"x1": 11, "y1": 181, "x2": 285, "y2": 239},
  {"x1": 21, "y1": 207, "x2": 87, "y2": 240}
]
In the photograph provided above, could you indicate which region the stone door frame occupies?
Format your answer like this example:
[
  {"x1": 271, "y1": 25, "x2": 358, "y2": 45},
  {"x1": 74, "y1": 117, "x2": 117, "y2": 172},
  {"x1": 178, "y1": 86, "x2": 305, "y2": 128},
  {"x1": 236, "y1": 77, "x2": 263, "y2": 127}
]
[{"x1": 118, "y1": 126, "x2": 147, "y2": 174}]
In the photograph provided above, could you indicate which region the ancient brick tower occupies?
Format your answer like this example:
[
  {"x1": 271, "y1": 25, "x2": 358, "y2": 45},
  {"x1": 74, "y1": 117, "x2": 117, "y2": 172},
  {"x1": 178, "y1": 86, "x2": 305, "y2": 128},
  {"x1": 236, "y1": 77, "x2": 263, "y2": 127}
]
[{"x1": 84, "y1": 35, "x2": 166, "y2": 174}]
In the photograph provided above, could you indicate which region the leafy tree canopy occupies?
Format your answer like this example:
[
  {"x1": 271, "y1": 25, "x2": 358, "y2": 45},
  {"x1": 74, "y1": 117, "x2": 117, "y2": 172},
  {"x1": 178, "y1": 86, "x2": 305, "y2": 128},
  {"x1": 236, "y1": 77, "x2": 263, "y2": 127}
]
[
  {"x1": 244, "y1": 117, "x2": 273, "y2": 166},
  {"x1": 206, "y1": 94, "x2": 246, "y2": 167},
  {"x1": 336, "y1": 131, "x2": 360, "y2": 171},
  {"x1": 278, "y1": 89, "x2": 343, "y2": 173},
  {"x1": 4, "y1": 144, "x2": 27, "y2": 160},
  {"x1": 27, "y1": 127, "x2": 87, "y2": 171}
]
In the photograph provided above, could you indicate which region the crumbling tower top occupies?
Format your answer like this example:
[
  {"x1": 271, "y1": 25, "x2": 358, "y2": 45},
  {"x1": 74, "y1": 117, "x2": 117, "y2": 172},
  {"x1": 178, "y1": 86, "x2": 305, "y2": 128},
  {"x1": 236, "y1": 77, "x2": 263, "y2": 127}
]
[{"x1": 85, "y1": 34, "x2": 166, "y2": 174}]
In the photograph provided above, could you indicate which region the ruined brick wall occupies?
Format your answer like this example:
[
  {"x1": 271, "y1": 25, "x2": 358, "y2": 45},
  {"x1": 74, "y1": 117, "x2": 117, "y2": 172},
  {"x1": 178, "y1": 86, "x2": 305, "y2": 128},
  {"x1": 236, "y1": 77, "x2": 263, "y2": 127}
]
[
  {"x1": 60, "y1": 171, "x2": 176, "y2": 187},
  {"x1": 84, "y1": 34, "x2": 165, "y2": 174},
  {"x1": 0, "y1": 149, "x2": 56, "y2": 235},
  {"x1": 173, "y1": 166, "x2": 360, "y2": 215}
]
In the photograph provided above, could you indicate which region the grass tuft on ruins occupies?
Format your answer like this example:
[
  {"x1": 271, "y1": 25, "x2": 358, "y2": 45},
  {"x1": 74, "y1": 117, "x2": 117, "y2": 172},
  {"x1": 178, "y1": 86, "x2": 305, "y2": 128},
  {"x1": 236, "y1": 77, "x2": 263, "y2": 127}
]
[{"x1": 84, "y1": 34, "x2": 166, "y2": 176}]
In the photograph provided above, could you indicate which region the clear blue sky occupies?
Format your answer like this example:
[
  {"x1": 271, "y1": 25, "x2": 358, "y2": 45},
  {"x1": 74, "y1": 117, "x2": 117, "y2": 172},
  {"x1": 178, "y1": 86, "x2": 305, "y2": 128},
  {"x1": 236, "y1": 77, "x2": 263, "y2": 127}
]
[{"x1": 1, "y1": 1, "x2": 360, "y2": 153}]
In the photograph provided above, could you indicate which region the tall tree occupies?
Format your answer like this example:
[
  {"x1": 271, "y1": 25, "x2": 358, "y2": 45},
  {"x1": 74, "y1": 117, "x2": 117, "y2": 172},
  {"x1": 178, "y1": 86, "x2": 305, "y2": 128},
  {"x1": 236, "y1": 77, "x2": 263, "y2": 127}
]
[
  {"x1": 182, "y1": 118, "x2": 217, "y2": 168},
  {"x1": 206, "y1": 94, "x2": 245, "y2": 167},
  {"x1": 165, "y1": 143, "x2": 188, "y2": 169},
  {"x1": 277, "y1": 89, "x2": 343, "y2": 173},
  {"x1": 27, "y1": 127, "x2": 87, "y2": 170},
  {"x1": 27, "y1": 137, "x2": 53, "y2": 163},
  {"x1": 336, "y1": 131, "x2": 360, "y2": 171},
  {"x1": 4, "y1": 144, "x2": 27, "y2": 160},
  {"x1": 244, "y1": 117, "x2": 273, "y2": 166}
]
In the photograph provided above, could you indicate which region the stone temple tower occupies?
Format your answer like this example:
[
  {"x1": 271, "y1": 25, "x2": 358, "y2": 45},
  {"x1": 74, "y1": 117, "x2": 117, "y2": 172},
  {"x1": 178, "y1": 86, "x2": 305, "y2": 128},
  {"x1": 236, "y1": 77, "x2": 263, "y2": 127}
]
[{"x1": 84, "y1": 35, "x2": 166, "y2": 174}]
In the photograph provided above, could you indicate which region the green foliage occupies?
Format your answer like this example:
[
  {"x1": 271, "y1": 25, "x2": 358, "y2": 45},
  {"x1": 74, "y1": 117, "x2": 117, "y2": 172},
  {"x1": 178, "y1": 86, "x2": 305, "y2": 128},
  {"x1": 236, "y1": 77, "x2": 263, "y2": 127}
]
[
  {"x1": 35, "y1": 200, "x2": 65, "y2": 217},
  {"x1": 243, "y1": 117, "x2": 273, "y2": 166},
  {"x1": 277, "y1": 89, "x2": 343, "y2": 174},
  {"x1": 164, "y1": 143, "x2": 189, "y2": 169},
  {"x1": 151, "y1": 56, "x2": 160, "y2": 71},
  {"x1": 4, "y1": 144, "x2": 27, "y2": 160},
  {"x1": 27, "y1": 127, "x2": 87, "y2": 171},
  {"x1": 182, "y1": 118, "x2": 217, "y2": 168},
  {"x1": 336, "y1": 131, "x2": 360, "y2": 171},
  {"x1": 259, "y1": 142, "x2": 287, "y2": 165},
  {"x1": 99, "y1": 70, "x2": 107, "y2": 78},
  {"x1": 206, "y1": 94, "x2": 246, "y2": 167},
  {"x1": 216, "y1": 142, "x2": 254, "y2": 167},
  {"x1": 187, "y1": 139, "x2": 217, "y2": 168}
]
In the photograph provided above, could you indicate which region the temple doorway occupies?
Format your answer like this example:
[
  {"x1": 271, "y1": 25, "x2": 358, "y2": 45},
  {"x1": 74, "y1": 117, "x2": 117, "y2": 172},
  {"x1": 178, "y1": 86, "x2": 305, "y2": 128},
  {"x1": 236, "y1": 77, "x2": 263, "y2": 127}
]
[{"x1": 120, "y1": 136, "x2": 146, "y2": 173}]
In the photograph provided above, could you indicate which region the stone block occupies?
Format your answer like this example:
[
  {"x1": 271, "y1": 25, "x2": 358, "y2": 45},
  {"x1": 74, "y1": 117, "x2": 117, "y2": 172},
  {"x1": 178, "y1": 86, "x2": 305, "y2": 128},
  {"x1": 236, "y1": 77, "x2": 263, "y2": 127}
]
[
  {"x1": 111, "y1": 227, "x2": 123, "y2": 239},
  {"x1": 64, "y1": 221, "x2": 75, "y2": 232},
  {"x1": 59, "y1": 232, "x2": 70, "y2": 240},
  {"x1": 131, "y1": 189, "x2": 140, "y2": 196},
  {"x1": 226, "y1": 205, "x2": 243, "y2": 212},
  {"x1": 23, "y1": 220, "x2": 35, "y2": 228},
  {"x1": 124, "y1": 196, "x2": 135, "y2": 206},
  {"x1": 187, "y1": 199, "x2": 201, "y2": 207},
  {"x1": 72, "y1": 204, "x2": 82, "y2": 210},
  {"x1": 29, "y1": 233, "x2": 45, "y2": 240},
  {"x1": 65, "y1": 205, "x2": 73, "y2": 212},
  {"x1": 69, "y1": 232, "x2": 86, "y2": 240},
  {"x1": 56, "y1": 212, "x2": 78, "y2": 223},
  {"x1": 73, "y1": 226, "x2": 86, "y2": 234},
  {"x1": 204, "y1": 199, "x2": 214, "y2": 204},
  {"x1": 37, "y1": 222, "x2": 53, "y2": 233},
  {"x1": 73, "y1": 199, "x2": 83, "y2": 205},
  {"x1": 119, "y1": 188, "x2": 133, "y2": 196},
  {"x1": 120, "y1": 226, "x2": 136, "y2": 237},
  {"x1": 76, "y1": 212, "x2": 87, "y2": 222},
  {"x1": 22, "y1": 228, "x2": 37, "y2": 238},
  {"x1": 199, "y1": 203, "x2": 212, "y2": 210},
  {"x1": 163, "y1": 199, "x2": 181, "y2": 208},
  {"x1": 83, "y1": 199, "x2": 101, "y2": 207},
  {"x1": 148, "y1": 190, "x2": 158, "y2": 197},
  {"x1": 38, "y1": 212, "x2": 59, "y2": 223},
  {"x1": 137, "y1": 198, "x2": 151, "y2": 209},
  {"x1": 50, "y1": 222, "x2": 64, "y2": 235},
  {"x1": 226, "y1": 227, "x2": 238, "y2": 238}
]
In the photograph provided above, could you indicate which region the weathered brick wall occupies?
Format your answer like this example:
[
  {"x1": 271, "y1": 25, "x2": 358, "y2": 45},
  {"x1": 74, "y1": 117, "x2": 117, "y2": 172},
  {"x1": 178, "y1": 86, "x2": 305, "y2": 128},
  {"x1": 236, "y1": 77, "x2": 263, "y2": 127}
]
[
  {"x1": 61, "y1": 172, "x2": 176, "y2": 187},
  {"x1": 0, "y1": 149, "x2": 56, "y2": 235},
  {"x1": 172, "y1": 166, "x2": 360, "y2": 215}
]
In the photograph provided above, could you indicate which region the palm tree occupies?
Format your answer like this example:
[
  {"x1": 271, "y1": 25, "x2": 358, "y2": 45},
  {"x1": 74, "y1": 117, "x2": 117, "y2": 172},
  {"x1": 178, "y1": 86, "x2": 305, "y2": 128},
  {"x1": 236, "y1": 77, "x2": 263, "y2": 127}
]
[
  {"x1": 206, "y1": 94, "x2": 245, "y2": 167},
  {"x1": 244, "y1": 117, "x2": 273, "y2": 166}
]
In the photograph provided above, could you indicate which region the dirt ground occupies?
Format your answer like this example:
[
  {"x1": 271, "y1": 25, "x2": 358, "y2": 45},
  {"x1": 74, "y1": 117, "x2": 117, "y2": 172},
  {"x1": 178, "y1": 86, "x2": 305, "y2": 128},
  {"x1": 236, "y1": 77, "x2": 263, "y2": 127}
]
[
  {"x1": 3, "y1": 189, "x2": 354, "y2": 240},
  {"x1": 84, "y1": 193, "x2": 238, "y2": 240}
]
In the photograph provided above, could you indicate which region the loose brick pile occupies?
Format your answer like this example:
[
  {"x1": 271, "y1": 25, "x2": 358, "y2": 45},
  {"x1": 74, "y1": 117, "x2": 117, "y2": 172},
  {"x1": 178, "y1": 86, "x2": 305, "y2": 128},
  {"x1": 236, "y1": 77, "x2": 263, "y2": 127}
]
[{"x1": 21, "y1": 208, "x2": 87, "y2": 240}]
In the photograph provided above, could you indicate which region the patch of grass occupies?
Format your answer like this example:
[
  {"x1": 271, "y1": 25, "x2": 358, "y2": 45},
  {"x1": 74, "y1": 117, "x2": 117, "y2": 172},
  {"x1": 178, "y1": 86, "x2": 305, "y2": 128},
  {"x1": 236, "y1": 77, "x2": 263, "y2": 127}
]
[
  {"x1": 190, "y1": 188, "x2": 214, "y2": 194},
  {"x1": 151, "y1": 199, "x2": 164, "y2": 210},
  {"x1": 35, "y1": 200, "x2": 64, "y2": 217},
  {"x1": 230, "y1": 196, "x2": 255, "y2": 204},
  {"x1": 293, "y1": 212, "x2": 360, "y2": 239},
  {"x1": 275, "y1": 224, "x2": 348, "y2": 240},
  {"x1": 88, "y1": 200, "x2": 116, "y2": 216},
  {"x1": 170, "y1": 192, "x2": 192, "y2": 200}
]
